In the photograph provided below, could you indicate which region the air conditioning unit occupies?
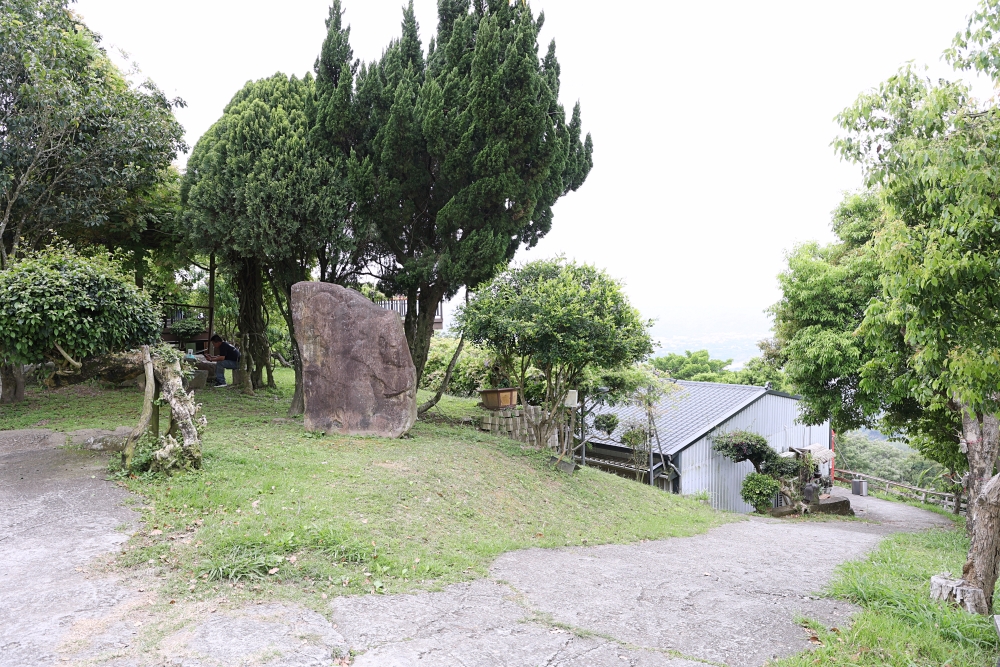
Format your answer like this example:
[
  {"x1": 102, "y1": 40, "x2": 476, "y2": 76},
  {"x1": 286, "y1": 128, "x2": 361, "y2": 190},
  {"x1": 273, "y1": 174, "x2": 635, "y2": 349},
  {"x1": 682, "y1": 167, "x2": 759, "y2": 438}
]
[{"x1": 851, "y1": 479, "x2": 868, "y2": 496}]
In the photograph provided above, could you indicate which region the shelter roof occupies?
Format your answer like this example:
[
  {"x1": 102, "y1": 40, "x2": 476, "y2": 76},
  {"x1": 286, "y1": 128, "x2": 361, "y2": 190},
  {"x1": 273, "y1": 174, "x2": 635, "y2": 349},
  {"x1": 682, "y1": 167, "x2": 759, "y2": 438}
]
[{"x1": 590, "y1": 380, "x2": 782, "y2": 456}]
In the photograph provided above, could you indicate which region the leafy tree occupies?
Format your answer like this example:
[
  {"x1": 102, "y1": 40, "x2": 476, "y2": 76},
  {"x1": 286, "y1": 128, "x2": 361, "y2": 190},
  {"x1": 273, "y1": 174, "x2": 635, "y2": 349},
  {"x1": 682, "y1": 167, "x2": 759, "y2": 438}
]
[
  {"x1": 459, "y1": 259, "x2": 652, "y2": 450},
  {"x1": 651, "y1": 348, "x2": 787, "y2": 389},
  {"x1": 347, "y1": 0, "x2": 593, "y2": 382},
  {"x1": 0, "y1": 0, "x2": 185, "y2": 268},
  {"x1": 770, "y1": 191, "x2": 963, "y2": 479},
  {"x1": 652, "y1": 350, "x2": 732, "y2": 381},
  {"x1": 0, "y1": 246, "x2": 159, "y2": 401},
  {"x1": 822, "y1": 1, "x2": 1000, "y2": 610},
  {"x1": 182, "y1": 66, "x2": 366, "y2": 412}
]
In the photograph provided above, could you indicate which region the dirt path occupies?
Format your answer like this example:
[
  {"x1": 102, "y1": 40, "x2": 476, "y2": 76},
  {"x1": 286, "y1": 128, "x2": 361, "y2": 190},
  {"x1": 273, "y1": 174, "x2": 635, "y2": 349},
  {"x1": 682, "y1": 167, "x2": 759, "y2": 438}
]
[{"x1": 0, "y1": 431, "x2": 952, "y2": 667}]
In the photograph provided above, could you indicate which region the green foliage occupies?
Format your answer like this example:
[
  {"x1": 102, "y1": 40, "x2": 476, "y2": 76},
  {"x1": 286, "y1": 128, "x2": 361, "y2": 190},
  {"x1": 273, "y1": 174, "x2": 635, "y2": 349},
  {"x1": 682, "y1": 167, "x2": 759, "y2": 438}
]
[
  {"x1": 740, "y1": 473, "x2": 781, "y2": 513},
  {"x1": 651, "y1": 348, "x2": 788, "y2": 390},
  {"x1": 0, "y1": 0, "x2": 185, "y2": 267},
  {"x1": 835, "y1": 431, "x2": 956, "y2": 491},
  {"x1": 169, "y1": 317, "x2": 206, "y2": 342},
  {"x1": 712, "y1": 430, "x2": 772, "y2": 473},
  {"x1": 593, "y1": 413, "x2": 619, "y2": 437},
  {"x1": 419, "y1": 335, "x2": 496, "y2": 396},
  {"x1": 0, "y1": 246, "x2": 159, "y2": 365},
  {"x1": 108, "y1": 432, "x2": 160, "y2": 478},
  {"x1": 458, "y1": 259, "x2": 654, "y2": 414},
  {"x1": 770, "y1": 189, "x2": 963, "y2": 472},
  {"x1": 833, "y1": 57, "x2": 1000, "y2": 415},
  {"x1": 620, "y1": 424, "x2": 648, "y2": 449},
  {"x1": 652, "y1": 350, "x2": 732, "y2": 381},
  {"x1": 347, "y1": 0, "x2": 593, "y2": 379}
]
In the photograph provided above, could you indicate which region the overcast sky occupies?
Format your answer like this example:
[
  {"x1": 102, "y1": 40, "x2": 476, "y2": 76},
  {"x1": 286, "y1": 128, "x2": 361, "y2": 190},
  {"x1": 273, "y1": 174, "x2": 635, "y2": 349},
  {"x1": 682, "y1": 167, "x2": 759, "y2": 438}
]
[{"x1": 74, "y1": 0, "x2": 992, "y2": 365}]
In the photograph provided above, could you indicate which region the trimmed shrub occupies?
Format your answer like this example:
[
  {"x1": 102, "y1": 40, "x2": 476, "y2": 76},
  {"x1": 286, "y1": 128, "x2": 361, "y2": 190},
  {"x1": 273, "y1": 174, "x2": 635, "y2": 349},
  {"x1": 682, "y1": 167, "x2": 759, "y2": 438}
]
[{"x1": 741, "y1": 472, "x2": 781, "y2": 513}]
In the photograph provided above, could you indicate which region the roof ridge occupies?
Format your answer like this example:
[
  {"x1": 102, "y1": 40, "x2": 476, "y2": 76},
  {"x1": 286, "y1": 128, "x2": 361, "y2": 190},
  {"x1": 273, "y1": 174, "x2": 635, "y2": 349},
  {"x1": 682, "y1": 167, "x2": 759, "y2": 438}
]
[{"x1": 674, "y1": 379, "x2": 767, "y2": 391}]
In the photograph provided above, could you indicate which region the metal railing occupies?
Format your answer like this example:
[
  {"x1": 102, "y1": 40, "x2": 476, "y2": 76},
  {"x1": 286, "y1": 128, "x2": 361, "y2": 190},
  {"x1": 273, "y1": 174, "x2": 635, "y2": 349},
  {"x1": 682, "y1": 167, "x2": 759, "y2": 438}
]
[{"x1": 374, "y1": 297, "x2": 443, "y2": 324}]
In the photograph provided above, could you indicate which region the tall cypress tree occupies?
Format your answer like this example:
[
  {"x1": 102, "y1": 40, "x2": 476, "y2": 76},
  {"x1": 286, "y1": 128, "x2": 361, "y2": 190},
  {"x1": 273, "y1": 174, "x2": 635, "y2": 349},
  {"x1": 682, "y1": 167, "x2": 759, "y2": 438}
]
[{"x1": 341, "y1": 0, "x2": 593, "y2": 381}]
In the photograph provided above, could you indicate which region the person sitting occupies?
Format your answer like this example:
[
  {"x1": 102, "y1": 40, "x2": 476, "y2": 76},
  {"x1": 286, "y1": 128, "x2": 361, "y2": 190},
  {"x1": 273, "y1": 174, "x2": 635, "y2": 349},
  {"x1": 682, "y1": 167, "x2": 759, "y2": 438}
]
[{"x1": 204, "y1": 335, "x2": 240, "y2": 387}]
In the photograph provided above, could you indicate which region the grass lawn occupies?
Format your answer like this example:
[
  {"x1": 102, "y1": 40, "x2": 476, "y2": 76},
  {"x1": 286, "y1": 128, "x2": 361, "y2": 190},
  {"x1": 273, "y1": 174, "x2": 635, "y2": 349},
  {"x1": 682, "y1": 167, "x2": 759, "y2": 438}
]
[
  {"x1": 0, "y1": 368, "x2": 731, "y2": 606},
  {"x1": 774, "y1": 515, "x2": 999, "y2": 666}
]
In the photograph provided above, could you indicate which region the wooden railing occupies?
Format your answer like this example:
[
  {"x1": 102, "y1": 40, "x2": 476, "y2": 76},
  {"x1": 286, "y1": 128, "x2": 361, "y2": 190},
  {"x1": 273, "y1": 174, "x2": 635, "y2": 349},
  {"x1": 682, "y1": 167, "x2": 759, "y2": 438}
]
[{"x1": 835, "y1": 469, "x2": 966, "y2": 513}]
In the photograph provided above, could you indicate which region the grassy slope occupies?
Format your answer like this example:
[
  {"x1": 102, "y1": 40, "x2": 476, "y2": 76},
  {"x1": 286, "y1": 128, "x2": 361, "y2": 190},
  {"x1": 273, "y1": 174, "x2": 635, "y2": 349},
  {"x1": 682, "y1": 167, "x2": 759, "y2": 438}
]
[
  {"x1": 775, "y1": 518, "x2": 998, "y2": 667},
  {"x1": 1, "y1": 369, "x2": 730, "y2": 605}
]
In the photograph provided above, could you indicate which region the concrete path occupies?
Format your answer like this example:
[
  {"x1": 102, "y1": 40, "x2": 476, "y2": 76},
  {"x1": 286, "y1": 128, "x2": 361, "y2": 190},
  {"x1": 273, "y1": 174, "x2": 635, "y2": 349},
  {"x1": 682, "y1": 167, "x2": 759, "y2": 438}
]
[{"x1": 0, "y1": 429, "x2": 953, "y2": 667}]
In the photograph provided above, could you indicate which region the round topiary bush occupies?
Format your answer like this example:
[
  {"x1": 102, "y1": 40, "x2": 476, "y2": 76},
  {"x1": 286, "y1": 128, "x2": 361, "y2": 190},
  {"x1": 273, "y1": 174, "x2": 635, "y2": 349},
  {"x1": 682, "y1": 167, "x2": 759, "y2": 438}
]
[
  {"x1": 0, "y1": 246, "x2": 160, "y2": 366},
  {"x1": 741, "y1": 472, "x2": 781, "y2": 513}
]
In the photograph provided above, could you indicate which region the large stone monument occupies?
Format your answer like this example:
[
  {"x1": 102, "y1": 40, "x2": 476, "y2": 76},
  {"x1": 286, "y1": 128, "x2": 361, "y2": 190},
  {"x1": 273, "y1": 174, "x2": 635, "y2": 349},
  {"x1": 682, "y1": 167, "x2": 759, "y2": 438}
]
[{"x1": 291, "y1": 282, "x2": 417, "y2": 438}]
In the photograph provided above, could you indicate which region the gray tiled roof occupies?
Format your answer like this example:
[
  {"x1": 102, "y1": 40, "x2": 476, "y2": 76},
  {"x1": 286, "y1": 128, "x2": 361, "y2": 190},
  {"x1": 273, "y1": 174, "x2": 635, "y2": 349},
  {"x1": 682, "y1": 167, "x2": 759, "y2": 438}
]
[{"x1": 589, "y1": 380, "x2": 767, "y2": 456}]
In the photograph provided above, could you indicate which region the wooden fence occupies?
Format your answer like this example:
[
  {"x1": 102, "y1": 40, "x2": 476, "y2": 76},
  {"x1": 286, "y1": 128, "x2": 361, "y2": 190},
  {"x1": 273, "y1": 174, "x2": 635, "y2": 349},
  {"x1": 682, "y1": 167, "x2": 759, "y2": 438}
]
[{"x1": 835, "y1": 469, "x2": 966, "y2": 513}]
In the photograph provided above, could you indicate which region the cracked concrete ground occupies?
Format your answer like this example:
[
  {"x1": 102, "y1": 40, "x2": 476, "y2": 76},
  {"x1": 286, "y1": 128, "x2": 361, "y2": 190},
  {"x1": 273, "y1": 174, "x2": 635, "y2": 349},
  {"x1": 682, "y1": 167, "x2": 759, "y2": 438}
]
[{"x1": 0, "y1": 429, "x2": 953, "y2": 667}]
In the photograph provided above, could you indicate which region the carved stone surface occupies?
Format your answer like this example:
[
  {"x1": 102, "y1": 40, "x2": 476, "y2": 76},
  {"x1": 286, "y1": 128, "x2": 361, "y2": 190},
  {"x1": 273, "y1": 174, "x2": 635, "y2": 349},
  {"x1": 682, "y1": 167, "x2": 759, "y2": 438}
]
[{"x1": 292, "y1": 282, "x2": 417, "y2": 438}]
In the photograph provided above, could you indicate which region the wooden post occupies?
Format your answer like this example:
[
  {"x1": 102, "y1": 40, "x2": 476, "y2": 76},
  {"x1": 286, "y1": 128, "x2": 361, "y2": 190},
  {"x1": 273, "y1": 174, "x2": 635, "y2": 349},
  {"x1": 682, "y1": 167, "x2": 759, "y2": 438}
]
[{"x1": 150, "y1": 382, "x2": 160, "y2": 438}]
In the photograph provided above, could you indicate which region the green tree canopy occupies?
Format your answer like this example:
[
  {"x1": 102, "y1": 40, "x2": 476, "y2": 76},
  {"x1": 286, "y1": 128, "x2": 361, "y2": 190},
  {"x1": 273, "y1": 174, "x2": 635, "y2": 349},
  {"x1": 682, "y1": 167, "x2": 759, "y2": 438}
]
[
  {"x1": 818, "y1": 1, "x2": 1000, "y2": 611},
  {"x1": 346, "y1": 0, "x2": 593, "y2": 381},
  {"x1": 652, "y1": 350, "x2": 732, "y2": 381},
  {"x1": 182, "y1": 66, "x2": 366, "y2": 410},
  {"x1": 0, "y1": 246, "x2": 159, "y2": 367},
  {"x1": 0, "y1": 0, "x2": 185, "y2": 269},
  {"x1": 459, "y1": 258, "x2": 652, "y2": 447}
]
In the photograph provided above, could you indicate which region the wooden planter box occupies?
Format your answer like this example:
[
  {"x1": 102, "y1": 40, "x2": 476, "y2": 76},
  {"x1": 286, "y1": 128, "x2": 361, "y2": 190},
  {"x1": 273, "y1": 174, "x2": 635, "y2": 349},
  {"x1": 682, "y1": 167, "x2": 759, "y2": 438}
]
[{"x1": 479, "y1": 388, "x2": 518, "y2": 411}]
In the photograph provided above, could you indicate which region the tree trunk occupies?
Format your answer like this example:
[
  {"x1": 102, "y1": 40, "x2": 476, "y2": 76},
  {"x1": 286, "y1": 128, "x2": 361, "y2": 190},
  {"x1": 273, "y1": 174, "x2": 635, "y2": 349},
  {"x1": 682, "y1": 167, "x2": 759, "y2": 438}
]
[
  {"x1": 238, "y1": 332, "x2": 254, "y2": 396},
  {"x1": 960, "y1": 407, "x2": 1000, "y2": 533},
  {"x1": 950, "y1": 404, "x2": 1000, "y2": 614},
  {"x1": 0, "y1": 363, "x2": 25, "y2": 403},
  {"x1": 961, "y1": 471, "x2": 1000, "y2": 613},
  {"x1": 403, "y1": 286, "x2": 444, "y2": 385},
  {"x1": 123, "y1": 348, "x2": 156, "y2": 469},
  {"x1": 267, "y1": 276, "x2": 304, "y2": 417},
  {"x1": 235, "y1": 258, "x2": 268, "y2": 390},
  {"x1": 418, "y1": 335, "x2": 465, "y2": 415}
]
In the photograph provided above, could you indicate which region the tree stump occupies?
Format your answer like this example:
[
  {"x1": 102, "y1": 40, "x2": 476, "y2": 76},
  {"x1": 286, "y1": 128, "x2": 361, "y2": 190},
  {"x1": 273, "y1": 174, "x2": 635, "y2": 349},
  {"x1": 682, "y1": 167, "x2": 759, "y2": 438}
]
[{"x1": 930, "y1": 574, "x2": 989, "y2": 614}]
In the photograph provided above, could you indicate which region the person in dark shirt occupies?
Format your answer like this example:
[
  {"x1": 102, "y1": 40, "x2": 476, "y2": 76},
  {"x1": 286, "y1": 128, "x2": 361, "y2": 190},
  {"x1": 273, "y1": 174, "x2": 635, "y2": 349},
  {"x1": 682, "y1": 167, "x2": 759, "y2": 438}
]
[{"x1": 204, "y1": 334, "x2": 240, "y2": 387}]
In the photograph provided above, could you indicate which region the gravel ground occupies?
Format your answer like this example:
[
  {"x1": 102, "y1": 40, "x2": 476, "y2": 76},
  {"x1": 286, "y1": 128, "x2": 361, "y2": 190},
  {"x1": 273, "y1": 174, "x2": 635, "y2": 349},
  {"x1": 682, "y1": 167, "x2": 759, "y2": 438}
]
[{"x1": 0, "y1": 429, "x2": 953, "y2": 667}]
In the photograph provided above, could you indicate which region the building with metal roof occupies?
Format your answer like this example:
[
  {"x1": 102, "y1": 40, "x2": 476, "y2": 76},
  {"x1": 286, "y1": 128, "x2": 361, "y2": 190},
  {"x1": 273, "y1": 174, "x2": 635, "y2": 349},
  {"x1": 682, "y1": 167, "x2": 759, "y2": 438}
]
[{"x1": 585, "y1": 380, "x2": 831, "y2": 513}]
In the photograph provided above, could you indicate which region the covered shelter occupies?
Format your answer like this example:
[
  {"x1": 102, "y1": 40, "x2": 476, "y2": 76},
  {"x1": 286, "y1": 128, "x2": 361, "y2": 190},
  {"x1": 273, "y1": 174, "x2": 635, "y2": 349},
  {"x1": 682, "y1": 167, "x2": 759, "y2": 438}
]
[{"x1": 584, "y1": 380, "x2": 831, "y2": 513}]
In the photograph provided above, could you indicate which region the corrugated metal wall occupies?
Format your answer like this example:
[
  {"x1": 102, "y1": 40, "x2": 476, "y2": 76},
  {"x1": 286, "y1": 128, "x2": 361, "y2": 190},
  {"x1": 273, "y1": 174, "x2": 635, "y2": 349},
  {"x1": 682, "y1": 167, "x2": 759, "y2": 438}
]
[{"x1": 677, "y1": 394, "x2": 831, "y2": 513}]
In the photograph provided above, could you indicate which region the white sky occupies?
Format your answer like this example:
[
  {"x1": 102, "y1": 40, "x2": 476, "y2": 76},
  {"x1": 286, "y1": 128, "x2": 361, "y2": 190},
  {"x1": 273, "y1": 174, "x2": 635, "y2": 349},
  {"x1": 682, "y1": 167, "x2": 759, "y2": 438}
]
[{"x1": 75, "y1": 0, "x2": 993, "y2": 365}]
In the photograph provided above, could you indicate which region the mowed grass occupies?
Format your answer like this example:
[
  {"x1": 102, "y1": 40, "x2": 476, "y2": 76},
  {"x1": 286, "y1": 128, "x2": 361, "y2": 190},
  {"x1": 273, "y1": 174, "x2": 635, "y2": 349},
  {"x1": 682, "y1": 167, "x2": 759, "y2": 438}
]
[
  {"x1": 1, "y1": 368, "x2": 731, "y2": 604},
  {"x1": 775, "y1": 524, "x2": 999, "y2": 667}
]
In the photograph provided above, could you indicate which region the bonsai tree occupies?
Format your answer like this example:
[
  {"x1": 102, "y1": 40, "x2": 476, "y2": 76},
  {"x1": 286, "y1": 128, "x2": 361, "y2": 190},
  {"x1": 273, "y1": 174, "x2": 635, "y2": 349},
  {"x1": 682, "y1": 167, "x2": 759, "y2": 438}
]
[
  {"x1": 0, "y1": 246, "x2": 203, "y2": 471},
  {"x1": 711, "y1": 430, "x2": 773, "y2": 473}
]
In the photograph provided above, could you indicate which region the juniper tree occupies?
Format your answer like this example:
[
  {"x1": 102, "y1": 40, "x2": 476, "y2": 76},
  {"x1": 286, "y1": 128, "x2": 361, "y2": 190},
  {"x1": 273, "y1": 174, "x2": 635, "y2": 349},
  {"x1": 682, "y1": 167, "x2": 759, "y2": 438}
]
[
  {"x1": 182, "y1": 67, "x2": 366, "y2": 411},
  {"x1": 345, "y1": 0, "x2": 593, "y2": 381}
]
